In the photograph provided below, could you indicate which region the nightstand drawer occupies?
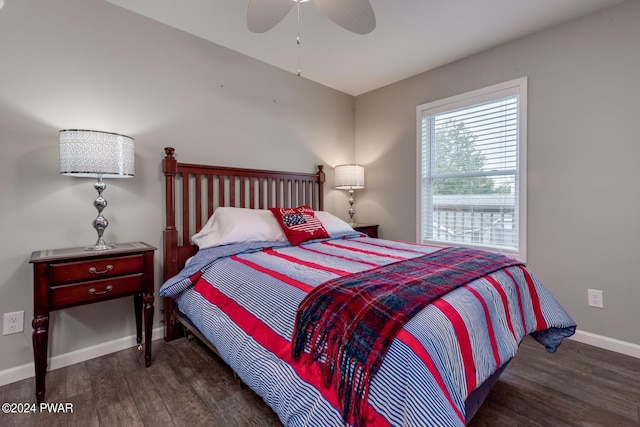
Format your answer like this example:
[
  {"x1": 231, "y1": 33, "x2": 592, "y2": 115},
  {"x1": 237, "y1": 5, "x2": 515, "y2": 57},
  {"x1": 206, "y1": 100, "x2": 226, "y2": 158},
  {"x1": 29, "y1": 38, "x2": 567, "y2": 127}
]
[
  {"x1": 50, "y1": 274, "x2": 143, "y2": 308},
  {"x1": 50, "y1": 254, "x2": 144, "y2": 285}
]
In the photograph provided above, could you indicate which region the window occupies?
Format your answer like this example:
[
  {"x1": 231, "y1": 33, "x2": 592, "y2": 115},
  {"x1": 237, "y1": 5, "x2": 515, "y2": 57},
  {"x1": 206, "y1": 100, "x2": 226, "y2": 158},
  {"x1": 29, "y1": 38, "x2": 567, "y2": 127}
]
[{"x1": 416, "y1": 77, "x2": 527, "y2": 261}]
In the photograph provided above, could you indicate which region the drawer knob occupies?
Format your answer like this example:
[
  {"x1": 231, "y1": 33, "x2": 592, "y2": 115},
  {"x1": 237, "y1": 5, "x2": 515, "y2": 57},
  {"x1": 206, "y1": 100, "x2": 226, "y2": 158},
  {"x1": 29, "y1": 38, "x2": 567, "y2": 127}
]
[
  {"x1": 88, "y1": 265, "x2": 113, "y2": 275},
  {"x1": 88, "y1": 285, "x2": 114, "y2": 295}
]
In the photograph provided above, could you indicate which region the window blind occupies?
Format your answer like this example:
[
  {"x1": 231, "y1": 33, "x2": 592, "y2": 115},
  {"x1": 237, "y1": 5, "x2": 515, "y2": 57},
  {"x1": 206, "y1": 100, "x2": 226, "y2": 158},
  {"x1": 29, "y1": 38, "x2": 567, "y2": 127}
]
[{"x1": 417, "y1": 78, "x2": 526, "y2": 259}]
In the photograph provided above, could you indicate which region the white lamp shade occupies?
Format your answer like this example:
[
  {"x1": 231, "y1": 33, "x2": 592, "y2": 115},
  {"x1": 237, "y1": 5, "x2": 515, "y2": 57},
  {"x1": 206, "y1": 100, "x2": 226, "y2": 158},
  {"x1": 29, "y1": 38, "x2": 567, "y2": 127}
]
[
  {"x1": 334, "y1": 164, "x2": 365, "y2": 189},
  {"x1": 59, "y1": 129, "x2": 134, "y2": 178}
]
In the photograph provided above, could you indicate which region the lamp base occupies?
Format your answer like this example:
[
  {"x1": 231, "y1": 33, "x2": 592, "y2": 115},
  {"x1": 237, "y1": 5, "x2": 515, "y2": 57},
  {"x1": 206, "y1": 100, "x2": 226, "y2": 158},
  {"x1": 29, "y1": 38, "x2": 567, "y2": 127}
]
[
  {"x1": 84, "y1": 176, "x2": 116, "y2": 251},
  {"x1": 348, "y1": 188, "x2": 356, "y2": 226},
  {"x1": 85, "y1": 237, "x2": 116, "y2": 251},
  {"x1": 85, "y1": 243, "x2": 116, "y2": 251}
]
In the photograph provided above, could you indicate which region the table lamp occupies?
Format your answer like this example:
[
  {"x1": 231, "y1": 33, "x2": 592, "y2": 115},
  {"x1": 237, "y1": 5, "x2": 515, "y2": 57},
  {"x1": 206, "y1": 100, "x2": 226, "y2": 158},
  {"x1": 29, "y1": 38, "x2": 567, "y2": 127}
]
[
  {"x1": 334, "y1": 164, "x2": 365, "y2": 225},
  {"x1": 59, "y1": 129, "x2": 134, "y2": 250}
]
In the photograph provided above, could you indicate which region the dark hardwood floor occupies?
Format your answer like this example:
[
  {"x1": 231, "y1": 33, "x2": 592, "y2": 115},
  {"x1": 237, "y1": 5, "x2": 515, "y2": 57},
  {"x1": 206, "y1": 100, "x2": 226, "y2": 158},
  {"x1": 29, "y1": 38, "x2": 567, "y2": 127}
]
[{"x1": 1, "y1": 336, "x2": 638, "y2": 426}]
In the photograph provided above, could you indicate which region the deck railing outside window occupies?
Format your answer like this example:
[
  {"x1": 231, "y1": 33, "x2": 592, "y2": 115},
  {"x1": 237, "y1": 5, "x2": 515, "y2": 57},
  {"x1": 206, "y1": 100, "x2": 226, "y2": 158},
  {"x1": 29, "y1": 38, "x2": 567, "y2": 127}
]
[{"x1": 432, "y1": 204, "x2": 515, "y2": 248}]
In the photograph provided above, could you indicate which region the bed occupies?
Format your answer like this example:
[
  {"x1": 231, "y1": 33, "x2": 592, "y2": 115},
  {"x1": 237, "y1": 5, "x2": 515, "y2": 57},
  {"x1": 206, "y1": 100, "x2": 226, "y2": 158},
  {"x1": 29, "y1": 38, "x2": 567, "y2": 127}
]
[{"x1": 159, "y1": 147, "x2": 576, "y2": 426}]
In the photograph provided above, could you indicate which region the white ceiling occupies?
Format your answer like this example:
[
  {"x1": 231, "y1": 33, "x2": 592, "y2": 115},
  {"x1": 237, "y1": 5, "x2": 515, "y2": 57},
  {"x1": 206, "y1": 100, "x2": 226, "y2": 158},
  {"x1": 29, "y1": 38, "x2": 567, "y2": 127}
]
[{"x1": 105, "y1": 0, "x2": 625, "y2": 96}]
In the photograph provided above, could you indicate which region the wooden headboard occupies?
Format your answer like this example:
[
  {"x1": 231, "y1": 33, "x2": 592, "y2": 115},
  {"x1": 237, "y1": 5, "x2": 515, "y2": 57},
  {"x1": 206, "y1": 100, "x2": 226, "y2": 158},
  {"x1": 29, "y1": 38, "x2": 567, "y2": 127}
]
[{"x1": 162, "y1": 147, "x2": 325, "y2": 340}]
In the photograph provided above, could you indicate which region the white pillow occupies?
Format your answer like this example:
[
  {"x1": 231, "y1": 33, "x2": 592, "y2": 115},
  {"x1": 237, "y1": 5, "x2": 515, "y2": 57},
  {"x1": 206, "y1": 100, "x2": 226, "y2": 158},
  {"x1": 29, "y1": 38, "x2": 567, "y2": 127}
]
[
  {"x1": 315, "y1": 211, "x2": 355, "y2": 235},
  {"x1": 191, "y1": 207, "x2": 287, "y2": 249}
]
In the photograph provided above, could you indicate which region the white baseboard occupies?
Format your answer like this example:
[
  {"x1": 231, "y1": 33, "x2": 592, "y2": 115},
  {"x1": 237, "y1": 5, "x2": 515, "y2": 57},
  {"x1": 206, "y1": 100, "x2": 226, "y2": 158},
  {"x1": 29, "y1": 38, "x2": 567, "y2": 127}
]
[
  {"x1": 0, "y1": 326, "x2": 164, "y2": 387},
  {"x1": 570, "y1": 329, "x2": 640, "y2": 359}
]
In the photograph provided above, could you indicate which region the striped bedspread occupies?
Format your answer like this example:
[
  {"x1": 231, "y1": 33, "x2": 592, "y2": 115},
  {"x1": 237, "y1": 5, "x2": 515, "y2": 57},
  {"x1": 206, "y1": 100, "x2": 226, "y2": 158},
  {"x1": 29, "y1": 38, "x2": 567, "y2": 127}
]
[{"x1": 160, "y1": 235, "x2": 576, "y2": 426}]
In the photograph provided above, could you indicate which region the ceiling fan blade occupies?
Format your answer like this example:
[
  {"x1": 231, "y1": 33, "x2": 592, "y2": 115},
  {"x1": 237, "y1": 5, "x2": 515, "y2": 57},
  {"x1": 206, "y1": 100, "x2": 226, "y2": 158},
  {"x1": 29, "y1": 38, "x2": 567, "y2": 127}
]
[
  {"x1": 315, "y1": 0, "x2": 376, "y2": 35},
  {"x1": 247, "y1": 0, "x2": 295, "y2": 33}
]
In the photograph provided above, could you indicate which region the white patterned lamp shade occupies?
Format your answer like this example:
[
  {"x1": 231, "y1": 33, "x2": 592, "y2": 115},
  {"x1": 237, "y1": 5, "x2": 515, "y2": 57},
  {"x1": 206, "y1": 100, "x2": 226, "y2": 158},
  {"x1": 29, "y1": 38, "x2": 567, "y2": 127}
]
[
  {"x1": 59, "y1": 129, "x2": 134, "y2": 178},
  {"x1": 59, "y1": 129, "x2": 134, "y2": 251},
  {"x1": 334, "y1": 164, "x2": 365, "y2": 190}
]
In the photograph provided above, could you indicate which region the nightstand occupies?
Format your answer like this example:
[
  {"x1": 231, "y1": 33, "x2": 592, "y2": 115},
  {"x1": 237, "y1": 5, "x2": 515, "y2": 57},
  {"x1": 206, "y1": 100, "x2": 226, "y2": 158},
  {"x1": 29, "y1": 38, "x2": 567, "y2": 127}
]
[
  {"x1": 29, "y1": 242, "x2": 156, "y2": 403},
  {"x1": 353, "y1": 224, "x2": 379, "y2": 238}
]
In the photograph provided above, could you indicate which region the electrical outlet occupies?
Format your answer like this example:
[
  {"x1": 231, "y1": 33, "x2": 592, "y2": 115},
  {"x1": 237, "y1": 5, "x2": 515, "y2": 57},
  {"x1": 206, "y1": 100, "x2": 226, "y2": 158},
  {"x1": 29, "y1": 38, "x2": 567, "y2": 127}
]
[
  {"x1": 3, "y1": 311, "x2": 25, "y2": 335},
  {"x1": 588, "y1": 289, "x2": 603, "y2": 308}
]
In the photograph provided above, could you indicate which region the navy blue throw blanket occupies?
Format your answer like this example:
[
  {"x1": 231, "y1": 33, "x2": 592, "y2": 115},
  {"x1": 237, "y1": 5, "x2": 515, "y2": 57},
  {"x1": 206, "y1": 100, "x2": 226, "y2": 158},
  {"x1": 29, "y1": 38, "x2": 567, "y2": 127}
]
[{"x1": 291, "y1": 246, "x2": 522, "y2": 427}]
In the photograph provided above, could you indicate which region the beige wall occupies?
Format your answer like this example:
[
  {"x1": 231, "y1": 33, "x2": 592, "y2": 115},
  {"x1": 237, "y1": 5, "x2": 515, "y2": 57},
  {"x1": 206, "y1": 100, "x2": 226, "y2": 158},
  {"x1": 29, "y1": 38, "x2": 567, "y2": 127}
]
[
  {"x1": 0, "y1": 0, "x2": 354, "y2": 374},
  {"x1": 354, "y1": 1, "x2": 640, "y2": 347}
]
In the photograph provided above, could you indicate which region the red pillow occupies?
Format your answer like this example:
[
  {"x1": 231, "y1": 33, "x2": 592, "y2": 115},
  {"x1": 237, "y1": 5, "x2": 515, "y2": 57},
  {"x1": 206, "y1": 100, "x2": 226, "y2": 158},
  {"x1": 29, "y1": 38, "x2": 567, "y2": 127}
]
[{"x1": 269, "y1": 205, "x2": 330, "y2": 246}]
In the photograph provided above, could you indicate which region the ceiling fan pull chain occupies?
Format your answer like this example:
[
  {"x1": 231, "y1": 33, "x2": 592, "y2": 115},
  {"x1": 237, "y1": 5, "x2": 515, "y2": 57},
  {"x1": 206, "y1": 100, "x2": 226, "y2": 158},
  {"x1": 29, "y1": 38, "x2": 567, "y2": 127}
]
[{"x1": 296, "y1": 0, "x2": 301, "y2": 76}]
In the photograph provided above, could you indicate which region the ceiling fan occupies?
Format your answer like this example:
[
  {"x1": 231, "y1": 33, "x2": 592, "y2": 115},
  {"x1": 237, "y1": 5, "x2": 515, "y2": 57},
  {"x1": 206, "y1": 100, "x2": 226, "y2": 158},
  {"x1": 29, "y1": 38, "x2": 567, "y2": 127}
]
[{"x1": 247, "y1": 0, "x2": 376, "y2": 35}]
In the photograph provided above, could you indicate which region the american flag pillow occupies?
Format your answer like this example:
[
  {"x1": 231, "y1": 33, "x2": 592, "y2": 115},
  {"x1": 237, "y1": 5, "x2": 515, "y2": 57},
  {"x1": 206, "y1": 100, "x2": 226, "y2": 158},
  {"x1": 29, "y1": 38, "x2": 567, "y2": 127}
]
[{"x1": 269, "y1": 205, "x2": 330, "y2": 246}]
